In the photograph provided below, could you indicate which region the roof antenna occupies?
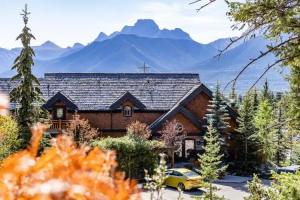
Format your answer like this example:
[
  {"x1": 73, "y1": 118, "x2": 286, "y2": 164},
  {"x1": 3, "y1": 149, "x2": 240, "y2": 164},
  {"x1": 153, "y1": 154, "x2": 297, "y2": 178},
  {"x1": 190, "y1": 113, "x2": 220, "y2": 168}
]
[{"x1": 138, "y1": 62, "x2": 150, "y2": 73}]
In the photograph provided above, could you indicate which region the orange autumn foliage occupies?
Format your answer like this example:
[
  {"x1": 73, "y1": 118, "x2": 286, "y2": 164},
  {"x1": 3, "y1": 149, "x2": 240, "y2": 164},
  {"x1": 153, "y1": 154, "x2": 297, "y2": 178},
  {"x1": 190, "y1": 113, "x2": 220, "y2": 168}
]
[{"x1": 0, "y1": 123, "x2": 140, "y2": 200}]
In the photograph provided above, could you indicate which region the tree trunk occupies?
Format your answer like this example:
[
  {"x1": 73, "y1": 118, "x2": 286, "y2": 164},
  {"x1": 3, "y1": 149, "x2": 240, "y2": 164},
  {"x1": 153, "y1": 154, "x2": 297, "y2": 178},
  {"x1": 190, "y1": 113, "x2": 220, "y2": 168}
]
[
  {"x1": 209, "y1": 182, "x2": 213, "y2": 200},
  {"x1": 244, "y1": 136, "x2": 248, "y2": 169},
  {"x1": 171, "y1": 148, "x2": 175, "y2": 168}
]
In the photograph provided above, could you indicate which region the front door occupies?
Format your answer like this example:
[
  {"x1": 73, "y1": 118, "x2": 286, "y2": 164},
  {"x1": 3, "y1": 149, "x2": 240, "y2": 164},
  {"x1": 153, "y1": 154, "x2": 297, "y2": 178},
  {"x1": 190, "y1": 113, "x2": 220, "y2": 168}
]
[{"x1": 183, "y1": 138, "x2": 196, "y2": 159}]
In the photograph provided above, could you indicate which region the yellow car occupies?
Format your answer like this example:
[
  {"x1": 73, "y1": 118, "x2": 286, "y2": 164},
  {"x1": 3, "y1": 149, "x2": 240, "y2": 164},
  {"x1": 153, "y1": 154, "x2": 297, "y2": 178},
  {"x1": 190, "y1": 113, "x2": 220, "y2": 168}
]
[{"x1": 164, "y1": 168, "x2": 202, "y2": 190}]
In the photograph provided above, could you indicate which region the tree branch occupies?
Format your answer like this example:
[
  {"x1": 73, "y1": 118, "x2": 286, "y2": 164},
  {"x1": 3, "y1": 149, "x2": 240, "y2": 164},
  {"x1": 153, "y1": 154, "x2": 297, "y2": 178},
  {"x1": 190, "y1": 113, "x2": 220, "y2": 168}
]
[
  {"x1": 248, "y1": 53, "x2": 300, "y2": 92},
  {"x1": 189, "y1": 0, "x2": 217, "y2": 11},
  {"x1": 223, "y1": 36, "x2": 298, "y2": 91}
]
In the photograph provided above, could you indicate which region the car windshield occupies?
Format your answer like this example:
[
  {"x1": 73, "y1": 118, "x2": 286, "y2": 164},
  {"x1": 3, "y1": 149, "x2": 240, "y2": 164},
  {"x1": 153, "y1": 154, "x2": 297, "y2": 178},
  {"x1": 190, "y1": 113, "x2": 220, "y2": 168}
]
[{"x1": 182, "y1": 171, "x2": 199, "y2": 177}]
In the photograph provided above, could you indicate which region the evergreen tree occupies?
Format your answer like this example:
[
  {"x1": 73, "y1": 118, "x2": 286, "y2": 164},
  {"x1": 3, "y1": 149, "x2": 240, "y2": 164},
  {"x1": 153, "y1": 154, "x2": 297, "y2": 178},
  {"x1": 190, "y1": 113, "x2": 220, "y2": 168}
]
[
  {"x1": 198, "y1": 120, "x2": 227, "y2": 200},
  {"x1": 271, "y1": 94, "x2": 290, "y2": 165},
  {"x1": 205, "y1": 83, "x2": 230, "y2": 142},
  {"x1": 193, "y1": 0, "x2": 300, "y2": 152},
  {"x1": 283, "y1": 94, "x2": 300, "y2": 165},
  {"x1": 225, "y1": 0, "x2": 300, "y2": 143},
  {"x1": 260, "y1": 79, "x2": 275, "y2": 105},
  {"x1": 228, "y1": 84, "x2": 238, "y2": 109},
  {"x1": 238, "y1": 94, "x2": 243, "y2": 106},
  {"x1": 236, "y1": 92, "x2": 256, "y2": 170},
  {"x1": 10, "y1": 5, "x2": 45, "y2": 143},
  {"x1": 251, "y1": 88, "x2": 259, "y2": 112},
  {"x1": 244, "y1": 174, "x2": 268, "y2": 200},
  {"x1": 261, "y1": 80, "x2": 272, "y2": 101},
  {"x1": 253, "y1": 99, "x2": 276, "y2": 165},
  {"x1": 205, "y1": 83, "x2": 230, "y2": 159}
]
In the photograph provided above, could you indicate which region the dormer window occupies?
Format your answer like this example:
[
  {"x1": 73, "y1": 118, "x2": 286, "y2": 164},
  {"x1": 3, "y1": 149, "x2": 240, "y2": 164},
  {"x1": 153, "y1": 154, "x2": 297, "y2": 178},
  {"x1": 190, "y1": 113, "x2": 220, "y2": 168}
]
[
  {"x1": 123, "y1": 106, "x2": 132, "y2": 117},
  {"x1": 53, "y1": 106, "x2": 66, "y2": 120},
  {"x1": 56, "y1": 107, "x2": 64, "y2": 119}
]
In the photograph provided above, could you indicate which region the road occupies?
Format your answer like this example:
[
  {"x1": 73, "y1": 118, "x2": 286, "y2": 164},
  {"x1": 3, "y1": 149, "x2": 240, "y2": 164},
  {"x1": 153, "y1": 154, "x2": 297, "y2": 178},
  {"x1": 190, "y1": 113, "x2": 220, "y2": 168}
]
[{"x1": 141, "y1": 182, "x2": 249, "y2": 200}]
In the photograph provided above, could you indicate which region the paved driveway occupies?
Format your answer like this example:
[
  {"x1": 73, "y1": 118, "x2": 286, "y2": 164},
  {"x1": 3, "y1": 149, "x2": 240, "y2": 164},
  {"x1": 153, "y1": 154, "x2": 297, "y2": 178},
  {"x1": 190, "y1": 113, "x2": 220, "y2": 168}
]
[
  {"x1": 141, "y1": 182, "x2": 249, "y2": 200},
  {"x1": 141, "y1": 175, "x2": 271, "y2": 200}
]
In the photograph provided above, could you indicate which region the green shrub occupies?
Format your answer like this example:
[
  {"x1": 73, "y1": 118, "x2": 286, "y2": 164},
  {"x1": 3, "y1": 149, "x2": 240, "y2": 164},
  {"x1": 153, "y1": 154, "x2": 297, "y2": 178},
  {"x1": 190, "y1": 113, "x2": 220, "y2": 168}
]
[
  {"x1": 0, "y1": 115, "x2": 21, "y2": 160},
  {"x1": 291, "y1": 143, "x2": 300, "y2": 165},
  {"x1": 38, "y1": 132, "x2": 52, "y2": 155},
  {"x1": 91, "y1": 134, "x2": 164, "y2": 179},
  {"x1": 246, "y1": 172, "x2": 300, "y2": 200}
]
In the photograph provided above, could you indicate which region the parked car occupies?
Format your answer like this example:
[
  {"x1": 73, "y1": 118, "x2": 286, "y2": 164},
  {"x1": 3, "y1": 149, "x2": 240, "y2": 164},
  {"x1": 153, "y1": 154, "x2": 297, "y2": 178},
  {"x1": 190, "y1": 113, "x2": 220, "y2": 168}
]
[
  {"x1": 259, "y1": 161, "x2": 300, "y2": 178},
  {"x1": 164, "y1": 168, "x2": 202, "y2": 190},
  {"x1": 277, "y1": 165, "x2": 300, "y2": 174}
]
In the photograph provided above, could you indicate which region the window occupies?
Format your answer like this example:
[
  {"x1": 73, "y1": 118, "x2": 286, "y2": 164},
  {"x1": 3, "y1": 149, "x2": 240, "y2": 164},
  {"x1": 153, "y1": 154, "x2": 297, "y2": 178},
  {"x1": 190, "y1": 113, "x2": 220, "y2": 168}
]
[
  {"x1": 123, "y1": 106, "x2": 132, "y2": 117},
  {"x1": 166, "y1": 170, "x2": 173, "y2": 176},
  {"x1": 56, "y1": 107, "x2": 64, "y2": 119},
  {"x1": 172, "y1": 171, "x2": 183, "y2": 176}
]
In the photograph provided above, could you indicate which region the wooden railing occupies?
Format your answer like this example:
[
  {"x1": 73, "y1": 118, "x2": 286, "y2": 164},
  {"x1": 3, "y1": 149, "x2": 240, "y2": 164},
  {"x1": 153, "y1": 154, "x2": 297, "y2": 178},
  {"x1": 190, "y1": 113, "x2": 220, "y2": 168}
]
[{"x1": 49, "y1": 120, "x2": 71, "y2": 132}]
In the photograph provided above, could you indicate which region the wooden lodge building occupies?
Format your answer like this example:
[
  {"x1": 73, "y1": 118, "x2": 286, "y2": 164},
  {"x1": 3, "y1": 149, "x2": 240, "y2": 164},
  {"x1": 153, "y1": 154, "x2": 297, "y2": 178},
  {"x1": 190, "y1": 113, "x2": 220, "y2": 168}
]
[{"x1": 0, "y1": 73, "x2": 238, "y2": 160}]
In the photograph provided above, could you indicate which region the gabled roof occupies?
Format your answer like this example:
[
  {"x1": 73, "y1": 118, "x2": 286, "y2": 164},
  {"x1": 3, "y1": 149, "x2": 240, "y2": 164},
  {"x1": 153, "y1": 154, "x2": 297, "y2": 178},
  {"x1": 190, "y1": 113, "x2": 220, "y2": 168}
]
[
  {"x1": 150, "y1": 84, "x2": 207, "y2": 131},
  {"x1": 109, "y1": 91, "x2": 146, "y2": 109},
  {"x1": 42, "y1": 91, "x2": 78, "y2": 110},
  {"x1": 0, "y1": 73, "x2": 200, "y2": 111},
  {"x1": 150, "y1": 83, "x2": 237, "y2": 131}
]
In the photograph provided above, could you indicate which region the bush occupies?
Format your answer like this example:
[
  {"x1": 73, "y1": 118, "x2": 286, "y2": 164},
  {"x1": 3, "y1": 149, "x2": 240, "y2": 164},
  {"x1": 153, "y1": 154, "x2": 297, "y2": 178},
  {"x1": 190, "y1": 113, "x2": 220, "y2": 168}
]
[
  {"x1": 246, "y1": 172, "x2": 300, "y2": 200},
  {"x1": 127, "y1": 120, "x2": 151, "y2": 139},
  {"x1": 37, "y1": 132, "x2": 52, "y2": 155},
  {"x1": 0, "y1": 124, "x2": 139, "y2": 199},
  {"x1": 92, "y1": 134, "x2": 164, "y2": 179},
  {"x1": 291, "y1": 143, "x2": 300, "y2": 165},
  {"x1": 65, "y1": 113, "x2": 98, "y2": 145},
  {"x1": 0, "y1": 115, "x2": 21, "y2": 160}
]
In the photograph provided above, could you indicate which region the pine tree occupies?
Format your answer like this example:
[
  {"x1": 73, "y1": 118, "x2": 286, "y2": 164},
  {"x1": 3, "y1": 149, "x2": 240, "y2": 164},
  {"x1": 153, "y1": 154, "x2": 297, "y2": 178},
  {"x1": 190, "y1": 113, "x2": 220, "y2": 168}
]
[
  {"x1": 198, "y1": 120, "x2": 227, "y2": 200},
  {"x1": 261, "y1": 80, "x2": 274, "y2": 103},
  {"x1": 251, "y1": 88, "x2": 259, "y2": 112},
  {"x1": 10, "y1": 5, "x2": 45, "y2": 144},
  {"x1": 205, "y1": 83, "x2": 230, "y2": 141},
  {"x1": 253, "y1": 99, "x2": 276, "y2": 165},
  {"x1": 244, "y1": 174, "x2": 268, "y2": 200},
  {"x1": 228, "y1": 84, "x2": 238, "y2": 109},
  {"x1": 236, "y1": 92, "x2": 256, "y2": 170},
  {"x1": 274, "y1": 96, "x2": 289, "y2": 165}
]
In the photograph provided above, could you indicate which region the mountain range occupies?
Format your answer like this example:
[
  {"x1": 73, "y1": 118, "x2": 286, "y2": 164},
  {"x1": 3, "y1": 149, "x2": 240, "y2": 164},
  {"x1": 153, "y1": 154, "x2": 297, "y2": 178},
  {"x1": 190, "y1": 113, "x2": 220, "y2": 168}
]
[{"x1": 0, "y1": 19, "x2": 288, "y2": 92}]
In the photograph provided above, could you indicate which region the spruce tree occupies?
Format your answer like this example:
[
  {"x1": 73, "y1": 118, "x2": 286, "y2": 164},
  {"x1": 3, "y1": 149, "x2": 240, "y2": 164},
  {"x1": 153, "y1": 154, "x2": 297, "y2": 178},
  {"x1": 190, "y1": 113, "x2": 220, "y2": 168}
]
[
  {"x1": 261, "y1": 80, "x2": 274, "y2": 103},
  {"x1": 236, "y1": 92, "x2": 256, "y2": 170},
  {"x1": 274, "y1": 96, "x2": 289, "y2": 165},
  {"x1": 10, "y1": 5, "x2": 45, "y2": 144},
  {"x1": 205, "y1": 83, "x2": 230, "y2": 141},
  {"x1": 198, "y1": 120, "x2": 227, "y2": 200},
  {"x1": 251, "y1": 88, "x2": 259, "y2": 112},
  {"x1": 205, "y1": 83, "x2": 230, "y2": 159},
  {"x1": 228, "y1": 84, "x2": 238, "y2": 109},
  {"x1": 253, "y1": 99, "x2": 276, "y2": 165}
]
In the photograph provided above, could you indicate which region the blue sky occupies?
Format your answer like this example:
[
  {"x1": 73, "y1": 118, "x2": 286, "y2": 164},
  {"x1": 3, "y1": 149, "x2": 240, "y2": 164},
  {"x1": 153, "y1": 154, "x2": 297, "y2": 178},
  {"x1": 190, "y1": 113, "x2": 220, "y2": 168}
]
[{"x1": 0, "y1": 0, "x2": 240, "y2": 49}]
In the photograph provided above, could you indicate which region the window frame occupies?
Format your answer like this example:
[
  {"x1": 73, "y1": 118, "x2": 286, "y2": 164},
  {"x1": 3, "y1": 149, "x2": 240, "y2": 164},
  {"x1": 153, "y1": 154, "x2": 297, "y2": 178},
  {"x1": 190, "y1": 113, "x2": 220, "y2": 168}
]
[
  {"x1": 53, "y1": 105, "x2": 66, "y2": 120},
  {"x1": 123, "y1": 105, "x2": 132, "y2": 117}
]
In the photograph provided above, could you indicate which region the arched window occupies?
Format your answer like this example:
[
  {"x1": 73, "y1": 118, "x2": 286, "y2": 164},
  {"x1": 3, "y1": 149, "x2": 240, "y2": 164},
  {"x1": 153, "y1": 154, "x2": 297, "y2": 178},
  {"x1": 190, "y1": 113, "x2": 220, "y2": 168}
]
[{"x1": 123, "y1": 106, "x2": 132, "y2": 117}]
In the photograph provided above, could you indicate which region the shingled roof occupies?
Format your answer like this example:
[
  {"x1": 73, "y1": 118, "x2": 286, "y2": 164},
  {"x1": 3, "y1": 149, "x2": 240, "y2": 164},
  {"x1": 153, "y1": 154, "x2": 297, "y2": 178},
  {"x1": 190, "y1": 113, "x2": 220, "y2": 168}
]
[{"x1": 0, "y1": 73, "x2": 200, "y2": 111}]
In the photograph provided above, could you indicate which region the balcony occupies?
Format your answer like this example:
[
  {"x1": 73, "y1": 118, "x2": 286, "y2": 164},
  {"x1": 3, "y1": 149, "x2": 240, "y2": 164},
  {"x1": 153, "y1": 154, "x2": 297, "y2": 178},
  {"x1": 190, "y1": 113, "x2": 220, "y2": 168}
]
[{"x1": 48, "y1": 120, "x2": 71, "y2": 133}]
